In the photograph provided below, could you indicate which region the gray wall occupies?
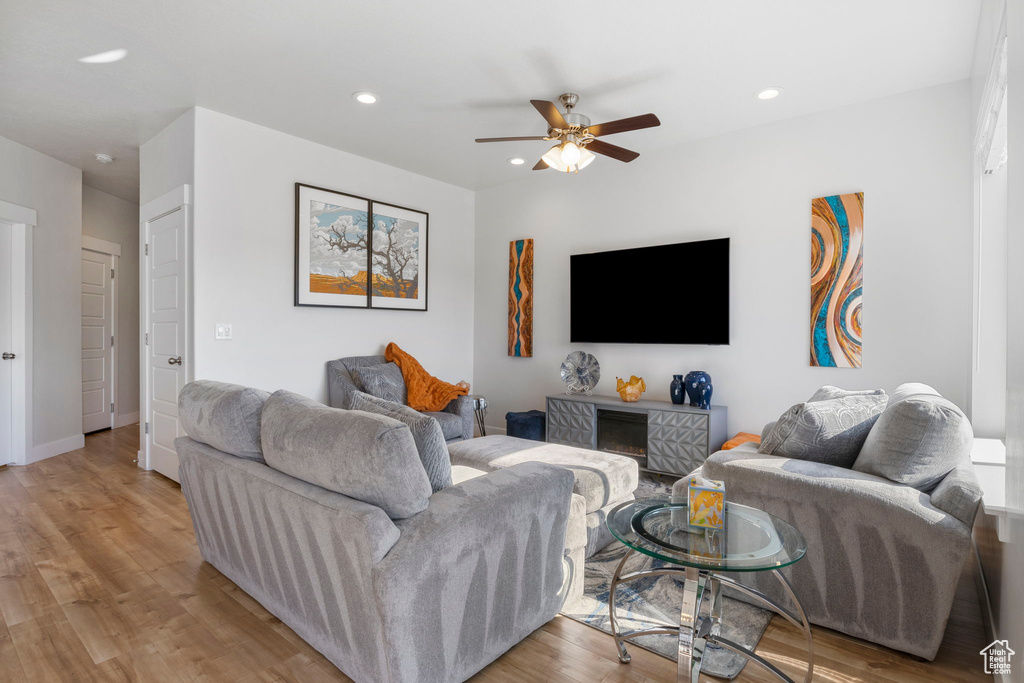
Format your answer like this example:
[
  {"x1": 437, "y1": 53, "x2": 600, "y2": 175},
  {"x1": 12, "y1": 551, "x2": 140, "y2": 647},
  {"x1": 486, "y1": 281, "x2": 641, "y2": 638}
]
[
  {"x1": 0, "y1": 134, "x2": 83, "y2": 454},
  {"x1": 187, "y1": 108, "x2": 476, "y2": 402},
  {"x1": 82, "y1": 185, "x2": 140, "y2": 424},
  {"x1": 473, "y1": 81, "x2": 973, "y2": 434},
  {"x1": 139, "y1": 109, "x2": 194, "y2": 206}
]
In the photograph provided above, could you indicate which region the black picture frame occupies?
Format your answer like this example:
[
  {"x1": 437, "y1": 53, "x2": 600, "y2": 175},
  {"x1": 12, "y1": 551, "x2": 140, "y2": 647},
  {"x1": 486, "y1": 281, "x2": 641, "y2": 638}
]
[{"x1": 294, "y1": 183, "x2": 429, "y2": 311}]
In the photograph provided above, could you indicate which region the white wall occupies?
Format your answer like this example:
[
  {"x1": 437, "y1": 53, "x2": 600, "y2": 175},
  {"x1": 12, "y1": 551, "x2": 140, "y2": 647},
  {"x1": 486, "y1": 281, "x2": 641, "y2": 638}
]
[
  {"x1": 139, "y1": 109, "x2": 195, "y2": 206},
  {"x1": 474, "y1": 81, "x2": 973, "y2": 434},
  {"x1": 82, "y1": 185, "x2": 140, "y2": 426},
  {"x1": 190, "y1": 108, "x2": 475, "y2": 400},
  {"x1": 996, "y1": 0, "x2": 1024, "y2": 674},
  {"x1": 973, "y1": 165, "x2": 1008, "y2": 438},
  {"x1": 969, "y1": 0, "x2": 1008, "y2": 438},
  {"x1": 0, "y1": 134, "x2": 83, "y2": 457}
]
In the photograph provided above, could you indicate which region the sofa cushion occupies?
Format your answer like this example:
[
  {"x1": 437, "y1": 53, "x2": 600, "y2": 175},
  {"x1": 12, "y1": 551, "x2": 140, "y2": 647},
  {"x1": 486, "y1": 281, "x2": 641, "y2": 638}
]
[
  {"x1": 758, "y1": 394, "x2": 888, "y2": 468},
  {"x1": 178, "y1": 380, "x2": 270, "y2": 462},
  {"x1": 350, "y1": 391, "x2": 452, "y2": 493},
  {"x1": 424, "y1": 411, "x2": 464, "y2": 440},
  {"x1": 853, "y1": 383, "x2": 973, "y2": 491},
  {"x1": 350, "y1": 362, "x2": 407, "y2": 405},
  {"x1": 260, "y1": 390, "x2": 431, "y2": 519},
  {"x1": 451, "y1": 464, "x2": 487, "y2": 485},
  {"x1": 809, "y1": 385, "x2": 886, "y2": 402},
  {"x1": 447, "y1": 435, "x2": 638, "y2": 514}
]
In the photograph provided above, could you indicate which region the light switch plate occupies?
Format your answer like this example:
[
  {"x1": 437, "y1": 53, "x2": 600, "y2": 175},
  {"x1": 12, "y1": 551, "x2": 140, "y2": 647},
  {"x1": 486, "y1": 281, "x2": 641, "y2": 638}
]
[{"x1": 215, "y1": 323, "x2": 233, "y2": 340}]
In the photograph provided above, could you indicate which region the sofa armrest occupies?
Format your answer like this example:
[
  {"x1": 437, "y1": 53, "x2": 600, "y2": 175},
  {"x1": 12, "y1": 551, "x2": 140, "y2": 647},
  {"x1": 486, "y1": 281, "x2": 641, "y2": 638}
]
[
  {"x1": 326, "y1": 359, "x2": 358, "y2": 409},
  {"x1": 371, "y1": 462, "x2": 574, "y2": 682},
  {"x1": 442, "y1": 394, "x2": 474, "y2": 440},
  {"x1": 703, "y1": 449, "x2": 965, "y2": 529},
  {"x1": 929, "y1": 460, "x2": 983, "y2": 527}
]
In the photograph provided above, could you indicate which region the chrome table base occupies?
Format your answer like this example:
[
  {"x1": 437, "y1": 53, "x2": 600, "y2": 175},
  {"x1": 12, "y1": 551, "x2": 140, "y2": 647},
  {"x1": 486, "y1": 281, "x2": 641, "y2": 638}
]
[{"x1": 608, "y1": 548, "x2": 814, "y2": 683}]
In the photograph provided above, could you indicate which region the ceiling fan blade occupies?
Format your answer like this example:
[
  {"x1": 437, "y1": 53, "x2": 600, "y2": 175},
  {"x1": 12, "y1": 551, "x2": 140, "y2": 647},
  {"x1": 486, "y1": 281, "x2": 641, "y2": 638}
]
[
  {"x1": 587, "y1": 113, "x2": 661, "y2": 137},
  {"x1": 530, "y1": 100, "x2": 568, "y2": 129},
  {"x1": 586, "y1": 139, "x2": 640, "y2": 162},
  {"x1": 532, "y1": 159, "x2": 549, "y2": 170},
  {"x1": 475, "y1": 136, "x2": 548, "y2": 143}
]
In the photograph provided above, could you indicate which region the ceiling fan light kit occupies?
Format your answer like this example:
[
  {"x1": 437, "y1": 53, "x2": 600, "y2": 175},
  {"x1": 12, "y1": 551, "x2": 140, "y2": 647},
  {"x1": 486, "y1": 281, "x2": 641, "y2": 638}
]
[
  {"x1": 542, "y1": 142, "x2": 595, "y2": 173},
  {"x1": 475, "y1": 92, "x2": 660, "y2": 174}
]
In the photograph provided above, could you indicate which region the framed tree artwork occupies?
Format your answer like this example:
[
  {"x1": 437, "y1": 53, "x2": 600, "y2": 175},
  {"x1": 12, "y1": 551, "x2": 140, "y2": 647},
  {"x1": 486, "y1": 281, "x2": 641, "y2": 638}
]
[
  {"x1": 369, "y1": 201, "x2": 429, "y2": 311},
  {"x1": 294, "y1": 183, "x2": 428, "y2": 310}
]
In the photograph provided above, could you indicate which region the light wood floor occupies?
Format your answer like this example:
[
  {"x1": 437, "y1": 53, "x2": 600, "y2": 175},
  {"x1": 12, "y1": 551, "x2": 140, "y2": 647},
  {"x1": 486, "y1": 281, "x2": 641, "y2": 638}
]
[{"x1": 0, "y1": 426, "x2": 992, "y2": 682}]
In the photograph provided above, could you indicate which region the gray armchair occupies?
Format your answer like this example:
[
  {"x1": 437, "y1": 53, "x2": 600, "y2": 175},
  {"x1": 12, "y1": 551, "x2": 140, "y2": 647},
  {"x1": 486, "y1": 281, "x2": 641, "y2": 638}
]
[
  {"x1": 679, "y1": 440, "x2": 981, "y2": 661},
  {"x1": 327, "y1": 356, "x2": 473, "y2": 442}
]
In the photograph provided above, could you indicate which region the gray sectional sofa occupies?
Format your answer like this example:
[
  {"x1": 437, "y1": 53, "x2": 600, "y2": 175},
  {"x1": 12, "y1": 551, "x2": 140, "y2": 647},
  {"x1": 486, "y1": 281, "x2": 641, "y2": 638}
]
[
  {"x1": 674, "y1": 382, "x2": 982, "y2": 660},
  {"x1": 175, "y1": 380, "x2": 637, "y2": 682}
]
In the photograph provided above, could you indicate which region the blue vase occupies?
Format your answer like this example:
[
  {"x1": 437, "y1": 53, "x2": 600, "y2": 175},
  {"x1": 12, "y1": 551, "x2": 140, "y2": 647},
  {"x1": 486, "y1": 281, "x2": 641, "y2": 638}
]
[
  {"x1": 684, "y1": 371, "x2": 713, "y2": 410},
  {"x1": 670, "y1": 375, "x2": 685, "y2": 404}
]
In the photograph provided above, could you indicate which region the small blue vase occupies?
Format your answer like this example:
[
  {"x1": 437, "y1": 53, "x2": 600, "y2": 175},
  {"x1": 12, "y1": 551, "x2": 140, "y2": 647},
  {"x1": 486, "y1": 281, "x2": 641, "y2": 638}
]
[
  {"x1": 670, "y1": 375, "x2": 685, "y2": 404},
  {"x1": 684, "y1": 371, "x2": 713, "y2": 410}
]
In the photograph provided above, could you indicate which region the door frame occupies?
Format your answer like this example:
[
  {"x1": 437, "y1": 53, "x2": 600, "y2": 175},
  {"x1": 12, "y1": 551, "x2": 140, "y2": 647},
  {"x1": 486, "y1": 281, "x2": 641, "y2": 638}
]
[
  {"x1": 138, "y1": 185, "x2": 192, "y2": 470},
  {"x1": 0, "y1": 199, "x2": 36, "y2": 466},
  {"x1": 82, "y1": 235, "x2": 120, "y2": 433}
]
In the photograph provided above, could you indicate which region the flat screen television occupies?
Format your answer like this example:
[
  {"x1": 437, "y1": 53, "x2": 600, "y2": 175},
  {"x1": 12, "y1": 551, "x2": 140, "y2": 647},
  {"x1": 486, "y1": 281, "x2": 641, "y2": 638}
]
[{"x1": 570, "y1": 238, "x2": 729, "y2": 344}]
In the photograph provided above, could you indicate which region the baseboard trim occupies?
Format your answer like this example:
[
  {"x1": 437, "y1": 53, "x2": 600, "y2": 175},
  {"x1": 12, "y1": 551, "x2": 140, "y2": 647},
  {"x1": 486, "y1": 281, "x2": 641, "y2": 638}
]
[
  {"x1": 29, "y1": 434, "x2": 86, "y2": 464},
  {"x1": 114, "y1": 411, "x2": 140, "y2": 429},
  {"x1": 481, "y1": 424, "x2": 507, "y2": 437}
]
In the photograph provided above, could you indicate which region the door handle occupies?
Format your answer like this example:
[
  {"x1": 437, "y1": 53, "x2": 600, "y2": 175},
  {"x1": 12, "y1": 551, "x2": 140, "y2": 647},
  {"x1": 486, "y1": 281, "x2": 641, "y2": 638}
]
[
  {"x1": 168, "y1": 356, "x2": 183, "y2": 366},
  {"x1": 1, "y1": 352, "x2": 14, "y2": 360}
]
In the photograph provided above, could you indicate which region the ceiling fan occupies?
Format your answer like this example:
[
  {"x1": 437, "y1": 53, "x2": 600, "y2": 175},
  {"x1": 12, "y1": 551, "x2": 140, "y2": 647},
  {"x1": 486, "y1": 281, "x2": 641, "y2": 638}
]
[{"x1": 475, "y1": 93, "x2": 661, "y2": 173}]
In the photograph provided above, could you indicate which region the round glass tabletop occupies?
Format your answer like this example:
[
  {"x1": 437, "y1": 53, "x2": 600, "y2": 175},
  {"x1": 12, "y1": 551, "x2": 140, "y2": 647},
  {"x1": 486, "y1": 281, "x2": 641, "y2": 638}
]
[{"x1": 606, "y1": 497, "x2": 807, "y2": 572}]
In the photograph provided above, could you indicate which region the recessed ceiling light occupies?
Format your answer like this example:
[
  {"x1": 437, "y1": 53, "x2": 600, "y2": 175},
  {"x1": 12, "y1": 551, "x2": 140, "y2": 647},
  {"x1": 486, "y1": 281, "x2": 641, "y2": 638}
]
[
  {"x1": 94, "y1": 153, "x2": 114, "y2": 164},
  {"x1": 352, "y1": 91, "x2": 379, "y2": 104},
  {"x1": 508, "y1": 157, "x2": 526, "y2": 165},
  {"x1": 756, "y1": 86, "x2": 784, "y2": 100},
  {"x1": 79, "y1": 49, "x2": 128, "y2": 64}
]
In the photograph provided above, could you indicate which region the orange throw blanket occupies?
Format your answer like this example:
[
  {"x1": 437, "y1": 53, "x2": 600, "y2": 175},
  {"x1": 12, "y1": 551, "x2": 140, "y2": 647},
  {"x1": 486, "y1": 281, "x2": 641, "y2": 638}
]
[
  {"x1": 722, "y1": 432, "x2": 761, "y2": 450},
  {"x1": 385, "y1": 342, "x2": 469, "y2": 412}
]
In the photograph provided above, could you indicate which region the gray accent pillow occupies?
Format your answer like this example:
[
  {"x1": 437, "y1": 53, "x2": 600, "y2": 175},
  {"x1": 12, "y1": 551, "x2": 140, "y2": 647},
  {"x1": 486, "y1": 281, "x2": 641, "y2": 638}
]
[
  {"x1": 178, "y1": 380, "x2": 270, "y2": 462},
  {"x1": 853, "y1": 383, "x2": 973, "y2": 491},
  {"x1": 809, "y1": 385, "x2": 886, "y2": 402},
  {"x1": 260, "y1": 390, "x2": 431, "y2": 519},
  {"x1": 350, "y1": 391, "x2": 452, "y2": 493},
  {"x1": 351, "y1": 363, "x2": 407, "y2": 405},
  {"x1": 758, "y1": 394, "x2": 888, "y2": 468}
]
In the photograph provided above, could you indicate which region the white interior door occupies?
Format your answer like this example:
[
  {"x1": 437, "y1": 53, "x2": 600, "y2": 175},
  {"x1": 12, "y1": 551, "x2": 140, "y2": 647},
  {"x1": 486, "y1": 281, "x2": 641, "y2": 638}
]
[
  {"x1": 0, "y1": 222, "x2": 12, "y2": 464},
  {"x1": 82, "y1": 248, "x2": 114, "y2": 433},
  {"x1": 146, "y1": 208, "x2": 187, "y2": 482}
]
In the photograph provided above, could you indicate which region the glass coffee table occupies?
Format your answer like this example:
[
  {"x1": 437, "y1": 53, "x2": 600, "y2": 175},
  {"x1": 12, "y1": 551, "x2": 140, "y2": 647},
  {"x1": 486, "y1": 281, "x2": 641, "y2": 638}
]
[{"x1": 606, "y1": 497, "x2": 813, "y2": 683}]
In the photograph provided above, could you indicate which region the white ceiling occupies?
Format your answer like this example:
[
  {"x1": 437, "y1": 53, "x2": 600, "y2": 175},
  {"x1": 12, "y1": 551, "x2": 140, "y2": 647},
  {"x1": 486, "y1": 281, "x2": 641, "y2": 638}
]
[{"x1": 0, "y1": 1, "x2": 981, "y2": 203}]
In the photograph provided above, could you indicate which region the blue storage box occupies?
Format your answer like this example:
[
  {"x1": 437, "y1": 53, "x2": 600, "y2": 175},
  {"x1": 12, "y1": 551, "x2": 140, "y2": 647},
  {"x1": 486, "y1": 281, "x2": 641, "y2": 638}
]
[{"x1": 505, "y1": 410, "x2": 546, "y2": 441}]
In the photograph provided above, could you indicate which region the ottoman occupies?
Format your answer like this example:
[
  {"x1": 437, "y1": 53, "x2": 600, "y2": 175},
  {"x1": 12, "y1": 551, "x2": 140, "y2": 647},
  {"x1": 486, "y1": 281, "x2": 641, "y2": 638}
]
[
  {"x1": 447, "y1": 435, "x2": 639, "y2": 558},
  {"x1": 504, "y1": 410, "x2": 546, "y2": 441}
]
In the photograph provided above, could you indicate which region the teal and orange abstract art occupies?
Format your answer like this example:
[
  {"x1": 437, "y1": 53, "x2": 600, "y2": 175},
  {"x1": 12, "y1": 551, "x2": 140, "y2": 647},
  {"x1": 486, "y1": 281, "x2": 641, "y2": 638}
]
[
  {"x1": 811, "y1": 193, "x2": 863, "y2": 368},
  {"x1": 508, "y1": 239, "x2": 533, "y2": 357}
]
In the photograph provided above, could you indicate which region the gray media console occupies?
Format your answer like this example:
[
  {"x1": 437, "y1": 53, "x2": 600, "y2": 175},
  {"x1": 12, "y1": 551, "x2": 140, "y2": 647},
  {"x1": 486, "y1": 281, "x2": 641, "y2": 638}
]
[{"x1": 545, "y1": 394, "x2": 728, "y2": 477}]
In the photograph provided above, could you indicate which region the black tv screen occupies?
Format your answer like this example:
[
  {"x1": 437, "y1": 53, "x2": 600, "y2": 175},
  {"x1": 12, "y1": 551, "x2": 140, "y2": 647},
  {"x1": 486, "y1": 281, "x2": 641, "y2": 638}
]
[{"x1": 570, "y1": 238, "x2": 729, "y2": 344}]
